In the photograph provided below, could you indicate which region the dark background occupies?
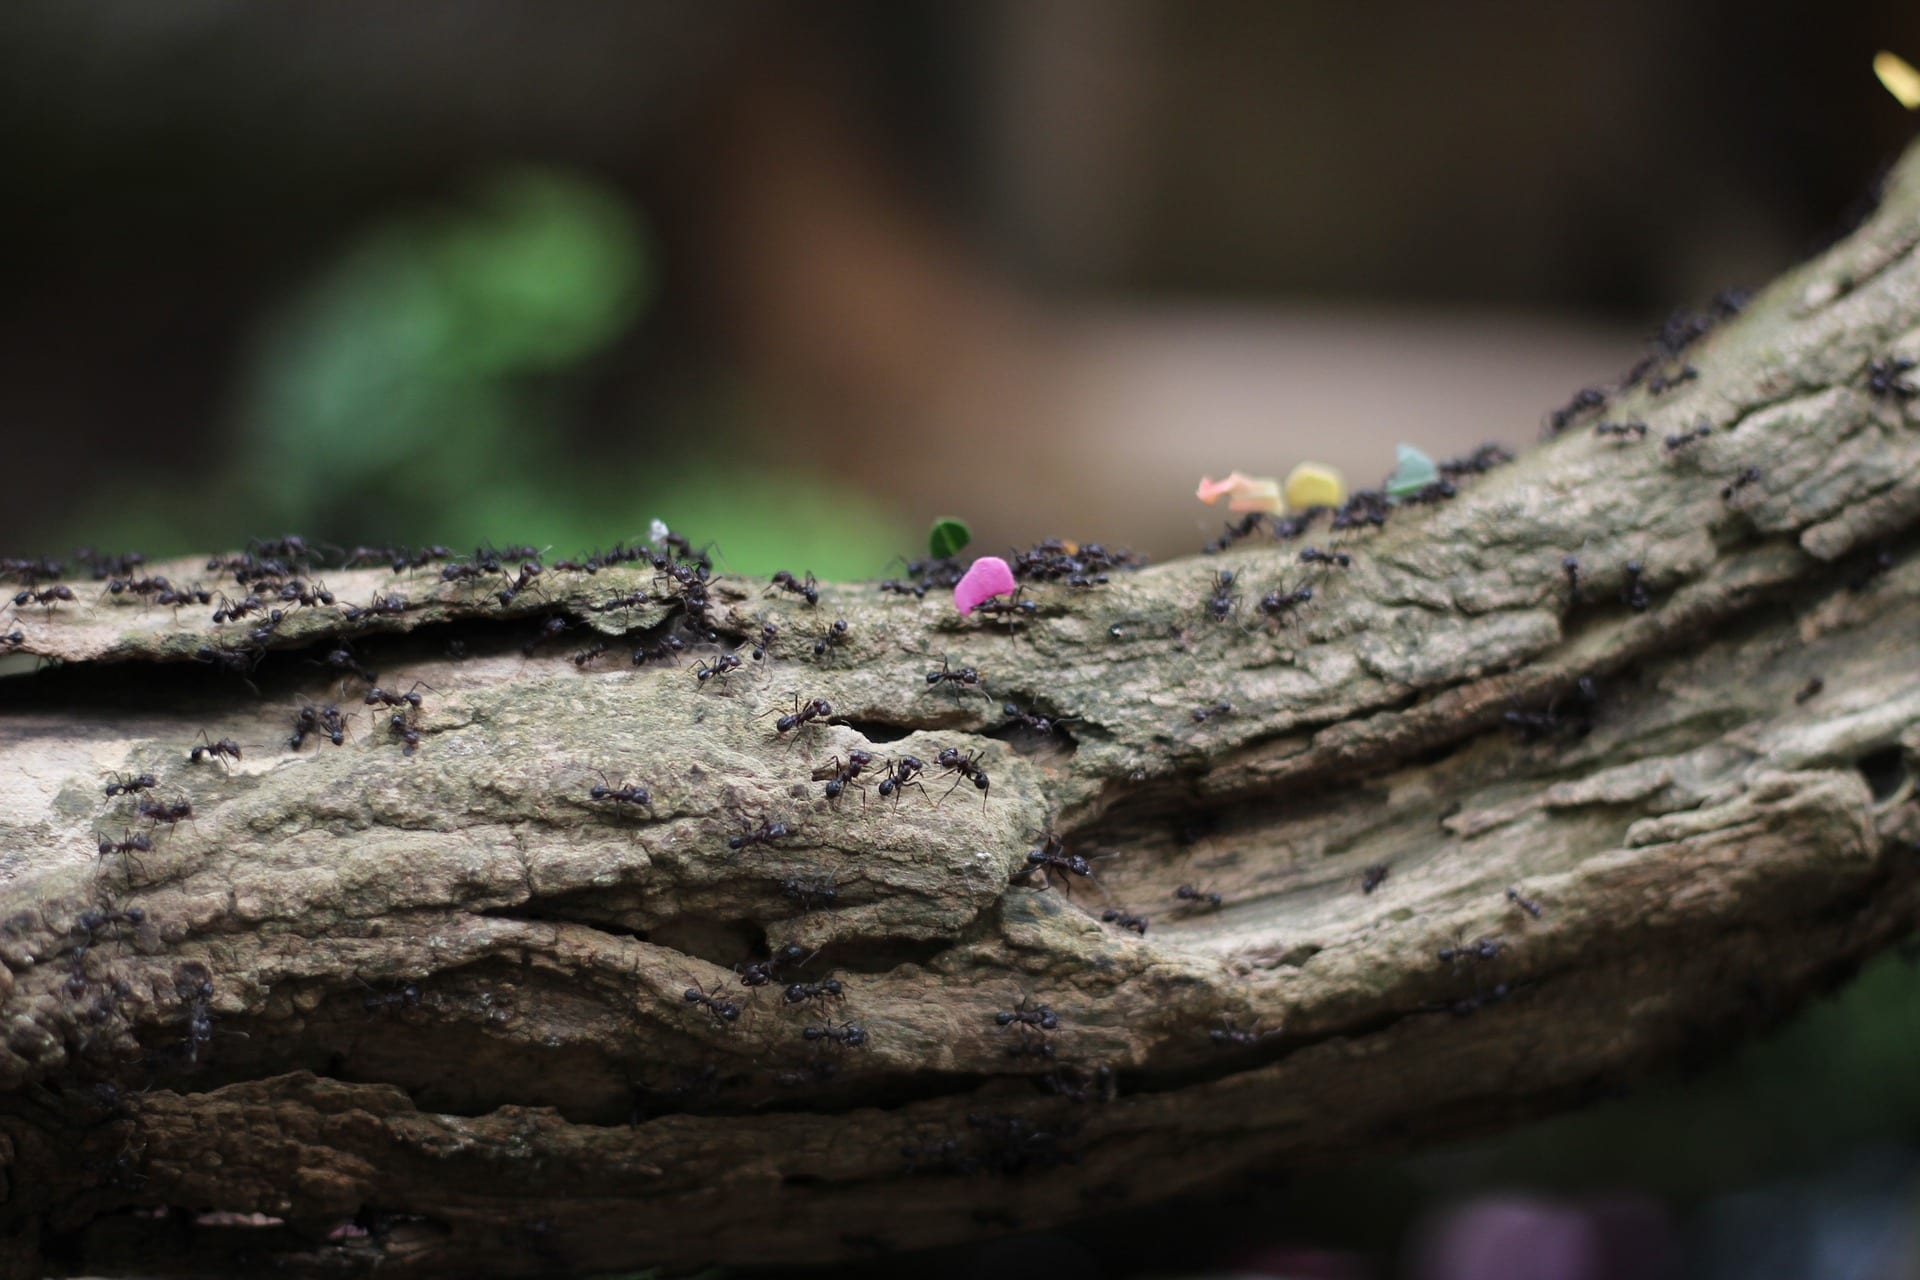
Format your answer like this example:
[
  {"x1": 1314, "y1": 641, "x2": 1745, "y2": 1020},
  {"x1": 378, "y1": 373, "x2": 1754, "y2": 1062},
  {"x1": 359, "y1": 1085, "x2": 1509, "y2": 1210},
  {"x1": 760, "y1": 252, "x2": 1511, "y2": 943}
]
[{"x1": 7, "y1": 3, "x2": 1920, "y2": 1275}]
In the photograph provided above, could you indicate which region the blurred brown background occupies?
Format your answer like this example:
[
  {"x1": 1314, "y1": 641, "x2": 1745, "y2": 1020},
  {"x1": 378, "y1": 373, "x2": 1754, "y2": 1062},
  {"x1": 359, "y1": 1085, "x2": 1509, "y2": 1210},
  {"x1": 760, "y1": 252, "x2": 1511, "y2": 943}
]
[{"x1": 3, "y1": 0, "x2": 1915, "y2": 571}]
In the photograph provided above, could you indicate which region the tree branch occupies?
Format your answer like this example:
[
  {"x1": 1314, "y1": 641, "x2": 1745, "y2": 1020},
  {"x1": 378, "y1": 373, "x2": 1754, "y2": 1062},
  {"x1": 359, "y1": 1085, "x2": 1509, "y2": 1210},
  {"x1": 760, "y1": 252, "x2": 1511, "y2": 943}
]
[{"x1": 7, "y1": 143, "x2": 1920, "y2": 1279}]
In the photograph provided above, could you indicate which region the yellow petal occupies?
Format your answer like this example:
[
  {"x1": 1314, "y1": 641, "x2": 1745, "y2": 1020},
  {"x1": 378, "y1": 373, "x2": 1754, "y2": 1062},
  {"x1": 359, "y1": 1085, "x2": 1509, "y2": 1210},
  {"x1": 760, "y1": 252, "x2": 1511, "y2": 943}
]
[
  {"x1": 1876, "y1": 51, "x2": 1920, "y2": 109},
  {"x1": 1284, "y1": 462, "x2": 1346, "y2": 510}
]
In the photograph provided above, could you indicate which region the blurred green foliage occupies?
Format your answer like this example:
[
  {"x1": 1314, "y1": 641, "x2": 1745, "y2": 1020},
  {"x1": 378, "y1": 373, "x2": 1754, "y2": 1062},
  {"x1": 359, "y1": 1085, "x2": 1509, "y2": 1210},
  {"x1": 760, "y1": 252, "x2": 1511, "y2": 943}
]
[
  {"x1": 53, "y1": 166, "x2": 908, "y2": 577},
  {"x1": 1410, "y1": 947, "x2": 1920, "y2": 1201}
]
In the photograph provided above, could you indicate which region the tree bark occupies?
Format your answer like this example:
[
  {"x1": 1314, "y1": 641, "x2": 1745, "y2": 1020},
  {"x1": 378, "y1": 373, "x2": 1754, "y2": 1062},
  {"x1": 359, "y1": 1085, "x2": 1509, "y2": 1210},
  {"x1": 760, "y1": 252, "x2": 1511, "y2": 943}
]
[{"x1": 7, "y1": 146, "x2": 1920, "y2": 1280}]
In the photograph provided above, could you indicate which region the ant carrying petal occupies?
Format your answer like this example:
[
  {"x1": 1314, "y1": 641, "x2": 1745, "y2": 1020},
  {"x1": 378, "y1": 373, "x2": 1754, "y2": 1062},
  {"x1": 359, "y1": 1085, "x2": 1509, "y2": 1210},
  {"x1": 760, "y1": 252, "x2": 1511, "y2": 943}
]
[
  {"x1": 953, "y1": 555, "x2": 1017, "y2": 616},
  {"x1": 1196, "y1": 472, "x2": 1285, "y2": 514},
  {"x1": 1283, "y1": 462, "x2": 1345, "y2": 510}
]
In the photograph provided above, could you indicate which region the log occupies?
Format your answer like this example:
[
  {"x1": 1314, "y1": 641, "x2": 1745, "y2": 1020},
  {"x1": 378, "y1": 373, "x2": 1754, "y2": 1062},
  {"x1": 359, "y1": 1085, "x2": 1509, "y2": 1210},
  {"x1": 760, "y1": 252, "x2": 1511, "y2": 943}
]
[{"x1": 6, "y1": 141, "x2": 1920, "y2": 1280}]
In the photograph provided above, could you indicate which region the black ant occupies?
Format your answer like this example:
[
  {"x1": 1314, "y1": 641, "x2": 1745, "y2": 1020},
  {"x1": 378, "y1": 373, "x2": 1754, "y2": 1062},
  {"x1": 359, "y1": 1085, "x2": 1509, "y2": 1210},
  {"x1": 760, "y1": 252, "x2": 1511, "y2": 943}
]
[
  {"x1": 1208, "y1": 1016, "x2": 1270, "y2": 1048},
  {"x1": 995, "y1": 997, "x2": 1058, "y2": 1033},
  {"x1": 1548, "y1": 385, "x2": 1608, "y2": 433},
  {"x1": 589, "y1": 771, "x2": 653, "y2": 812},
  {"x1": 360, "y1": 981, "x2": 422, "y2": 1015},
  {"x1": 926, "y1": 655, "x2": 987, "y2": 701},
  {"x1": 387, "y1": 713, "x2": 420, "y2": 755},
  {"x1": 210, "y1": 592, "x2": 273, "y2": 624},
  {"x1": 812, "y1": 619, "x2": 849, "y2": 658},
  {"x1": 102, "y1": 575, "x2": 173, "y2": 601},
  {"x1": 1794, "y1": 676, "x2": 1824, "y2": 704},
  {"x1": 1594, "y1": 420, "x2": 1648, "y2": 440},
  {"x1": 521, "y1": 614, "x2": 571, "y2": 655},
  {"x1": 1868, "y1": 355, "x2": 1919, "y2": 400},
  {"x1": 0, "y1": 618, "x2": 22, "y2": 648},
  {"x1": 683, "y1": 979, "x2": 743, "y2": 1027},
  {"x1": 765, "y1": 694, "x2": 834, "y2": 739},
  {"x1": 740, "y1": 943, "x2": 811, "y2": 988},
  {"x1": 876, "y1": 754, "x2": 927, "y2": 804},
  {"x1": 1648, "y1": 365, "x2": 1698, "y2": 394},
  {"x1": 935, "y1": 745, "x2": 990, "y2": 808},
  {"x1": 316, "y1": 644, "x2": 377, "y2": 685},
  {"x1": 1361, "y1": 864, "x2": 1389, "y2": 894},
  {"x1": 1259, "y1": 585, "x2": 1312, "y2": 619},
  {"x1": 802, "y1": 1018, "x2": 867, "y2": 1049},
  {"x1": 973, "y1": 590, "x2": 1040, "y2": 635},
  {"x1": 1299, "y1": 547, "x2": 1352, "y2": 567},
  {"x1": 1721, "y1": 465, "x2": 1763, "y2": 501},
  {"x1": 729, "y1": 815, "x2": 795, "y2": 852},
  {"x1": 362, "y1": 544, "x2": 452, "y2": 571},
  {"x1": 136, "y1": 796, "x2": 193, "y2": 826},
  {"x1": 1562, "y1": 555, "x2": 1581, "y2": 604},
  {"x1": 289, "y1": 703, "x2": 347, "y2": 750},
  {"x1": 1101, "y1": 908, "x2": 1148, "y2": 935},
  {"x1": 593, "y1": 589, "x2": 652, "y2": 618},
  {"x1": 103, "y1": 772, "x2": 158, "y2": 799},
  {"x1": 1191, "y1": 700, "x2": 1231, "y2": 723},
  {"x1": 750, "y1": 621, "x2": 778, "y2": 662},
  {"x1": 195, "y1": 643, "x2": 266, "y2": 683},
  {"x1": 340, "y1": 591, "x2": 410, "y2": 623},
  {"x1": 877, "y1": 578, "x2": 927, "y2": 598},
  {"x1": 188, "y1": 733, "x2": 241, "y2": 770},
  {"x1": 783, "y1": 979, "x2": 845, "y2": 1006},
  {"x1": 364, "y1": 682, "x2": 429, "y2": 712},
  {"x1": 572, "y1": 641, "x2": 609, "y2": 668},
  {"x1": 1019, "y1": 834, "x2": 1094, "y2": 888},
  {"x1": 770, "y1": 570, "x2": 819, "y2": 606},
  {"x1": 813, "y1": 750, "x2": 877, "y2": 806},
  {"x1": 1664, "y1": 423, "x2": 1712, "y2": 451},
  {"x1": 780, "y1": 876, "x2": 839, "y2": 911},
  {"x1": 1205, "y1": 512, "x2": 1268, "y2": 554},
  {"x1": 13, "y1": 585, "x2": 75, "y2": 611},
  {"x1": 1002, "y1": 702, "x2": 1074, "y2": 736},
  {"x1": 691, "y1": 653, "x2": 743, "y2": 688},
  {"x1": 1505, "y1": 886, "x2": 1544, "y2": 919},
  {"x1": 633, "y1": 635, "x2": 686, "y2": 665},
  {"x1": 1621, "y1": 560, "x2": 1650, "y2": 611},
  {"x1": 1438, "y1": 936, "x2": 1504, "y2": 964},
  {"x1": 175, "y1": 964, "x2": 216, "y2": 1064},
  {"x1": 1205, "y1": 570, "x2": 1239, "y2": 622},
  {"x1": 0, "y1": 556, "x2": 64, "y2": 584},
  {"x1": 439, "y1": 561, "x2": 490, "y2": 584},
  {"x1": 1041, "y1": 1065, "x2": 1115, "y2": 1105},
  {"x1": 276, "y1": 579, "x2": 335, "y2": 608},
  {"x1": 1174, "y1": 883, "x2": 1221, "y2": 909},
  {"x1": 496, "y1": 562, "x2": 543, "y2": 607},
  {"x1": 96, "y1": 830, "x2": 152, "y2": 862},
  {"x1": 659, "y1": 531, "x2": 707, "y2": 564},
  {"x1": 1503, "y1": 676, "x2": 1598, "y2": 742},
  {"x1": 157, "y1": 584, "x2": 214, "y2": 608}
]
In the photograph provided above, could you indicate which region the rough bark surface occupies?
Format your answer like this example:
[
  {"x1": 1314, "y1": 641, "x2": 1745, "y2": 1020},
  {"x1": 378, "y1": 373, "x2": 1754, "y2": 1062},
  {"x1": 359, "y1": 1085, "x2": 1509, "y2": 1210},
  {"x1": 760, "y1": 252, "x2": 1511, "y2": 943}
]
[{"x1": 7, "y1": 145, "x2": 1920, "y2": 1280}]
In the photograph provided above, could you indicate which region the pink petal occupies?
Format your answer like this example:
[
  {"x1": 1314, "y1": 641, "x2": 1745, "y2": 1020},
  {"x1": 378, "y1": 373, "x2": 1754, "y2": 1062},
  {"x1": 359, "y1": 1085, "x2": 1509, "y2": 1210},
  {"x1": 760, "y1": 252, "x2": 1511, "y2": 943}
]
[
  {"x1": 1198, "y1": 472, "x2": 1286, "y2": 513},
  {"x1": 953, "y1": 555, "x2": 1017, "y2": 616},
  {"x1": 1196, "y1": 472, "x2": 1250, "y2": 504}
]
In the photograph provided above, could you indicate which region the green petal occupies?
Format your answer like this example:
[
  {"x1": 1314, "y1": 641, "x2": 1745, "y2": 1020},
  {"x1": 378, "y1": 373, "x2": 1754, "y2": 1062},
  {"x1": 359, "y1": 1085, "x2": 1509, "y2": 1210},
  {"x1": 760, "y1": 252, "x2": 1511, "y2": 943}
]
[
  {"x1": 1385, "y1": 444, "x2": 1440, "y2": 501},
  {"x1": 928, "y1": 517, "x2": 973, "y2": 559}
]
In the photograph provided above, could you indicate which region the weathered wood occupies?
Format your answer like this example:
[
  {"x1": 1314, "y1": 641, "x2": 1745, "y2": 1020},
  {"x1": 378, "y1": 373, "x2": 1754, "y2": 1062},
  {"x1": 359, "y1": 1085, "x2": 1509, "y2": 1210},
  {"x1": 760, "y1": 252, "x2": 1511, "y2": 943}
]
[{"x1": 5, "y1": 143, "x2": 1920, "y2": 1279}]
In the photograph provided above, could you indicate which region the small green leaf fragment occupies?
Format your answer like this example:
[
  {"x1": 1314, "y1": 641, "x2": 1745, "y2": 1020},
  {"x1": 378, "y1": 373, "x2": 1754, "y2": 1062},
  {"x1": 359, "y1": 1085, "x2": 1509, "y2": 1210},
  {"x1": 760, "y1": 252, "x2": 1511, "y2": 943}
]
[
  {"x1": 929, "y1": 517, "x2": 972, "y2": 559},
  {"x1": 1385, "y1": 444, "x2": 1439, "y2": 501}
]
